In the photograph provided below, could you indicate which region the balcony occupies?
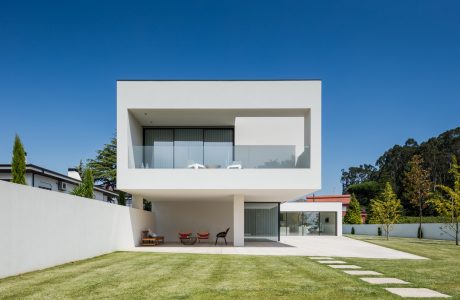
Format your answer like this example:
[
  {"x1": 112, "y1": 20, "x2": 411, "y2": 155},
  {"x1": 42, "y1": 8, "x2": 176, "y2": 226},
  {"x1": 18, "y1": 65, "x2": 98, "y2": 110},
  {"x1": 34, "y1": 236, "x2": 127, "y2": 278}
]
[{"x1": 129, "y1": 145, "x2": 310, "y2": 169}]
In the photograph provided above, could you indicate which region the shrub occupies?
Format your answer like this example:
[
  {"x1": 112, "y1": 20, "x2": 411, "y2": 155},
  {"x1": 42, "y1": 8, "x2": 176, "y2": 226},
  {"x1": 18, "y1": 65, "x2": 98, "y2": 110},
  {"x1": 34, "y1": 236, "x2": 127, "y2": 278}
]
[
  {"x1": 351, "y1": 227, "x2": 355, "y2": 234},
  {"x1": 398, "y1": 216, "x2": 447, "y2": 224},
  {"x1": 143, "y1": 199, "x2": 152, "y2": 211},
  {"x1": 377, "y1": 227, "x2": 382, "y2": 236}
]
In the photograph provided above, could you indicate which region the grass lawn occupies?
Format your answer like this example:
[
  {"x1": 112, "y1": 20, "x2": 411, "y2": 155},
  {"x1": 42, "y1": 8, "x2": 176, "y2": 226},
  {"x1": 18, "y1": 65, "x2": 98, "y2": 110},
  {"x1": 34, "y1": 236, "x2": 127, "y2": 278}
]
[
  {"x1": 345, "y1": 235, "x2": 460, "y2": 299},
  {"x1": 0, "y1": 237, "x2": 458, "y2": 299},
  {"x1": 0, "y1": 252, "x2": 396, "y2": 300}
]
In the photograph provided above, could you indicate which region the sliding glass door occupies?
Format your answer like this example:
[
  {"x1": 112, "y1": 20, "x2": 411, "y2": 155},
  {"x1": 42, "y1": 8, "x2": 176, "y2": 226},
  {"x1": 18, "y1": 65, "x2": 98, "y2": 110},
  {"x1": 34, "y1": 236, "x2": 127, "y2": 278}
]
[
  {"x1": 144, "y1": 128, "x2": 233, "y2": 168},
  {"x1": 244, "y1": 202, "x2": 279, "y2": 242},
  {"x1": 280, "y1": 212, "x2": 337, "y2": 236}
]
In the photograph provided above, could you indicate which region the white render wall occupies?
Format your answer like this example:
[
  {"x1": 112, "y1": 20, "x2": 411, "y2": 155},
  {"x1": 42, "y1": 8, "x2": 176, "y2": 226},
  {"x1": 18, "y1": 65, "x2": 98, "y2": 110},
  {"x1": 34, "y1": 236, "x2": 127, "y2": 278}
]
[
  {"x1": 152, "y1": 200, "x2": 234, "y2": 243},
  {"x1": 343, "y1": 224, "x2": 457, "y2": 241},
  {"x1": 0, "y1": 181, "x2": 155, "y2": 279},
  {"x1": 281, "y1": 202, "x2": 343, "y2": 236},
  {"x1": 234, "y1": 117, "x2": 306, "y2": 160}
]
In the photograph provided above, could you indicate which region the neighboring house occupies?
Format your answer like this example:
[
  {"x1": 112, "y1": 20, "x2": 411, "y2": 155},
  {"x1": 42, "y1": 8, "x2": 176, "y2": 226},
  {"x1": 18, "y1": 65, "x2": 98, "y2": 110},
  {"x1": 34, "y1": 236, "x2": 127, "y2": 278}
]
[
  {"x1": 306, "y1": 194, "x2": 367, "y2": 223},
  {"x1": 0, "y1": 164, "x2": 118, "y2": 203},
  {"x1": 117, "y1": 80, "x2": 332, "y2": 246}
]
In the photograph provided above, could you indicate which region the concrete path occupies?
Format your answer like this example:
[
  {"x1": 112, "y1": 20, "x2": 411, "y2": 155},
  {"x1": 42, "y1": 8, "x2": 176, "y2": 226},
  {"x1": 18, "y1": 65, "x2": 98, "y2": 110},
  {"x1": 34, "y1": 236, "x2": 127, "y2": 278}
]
[{"x1": 129, "y1": 236, "x2": 425, "y2": 259}]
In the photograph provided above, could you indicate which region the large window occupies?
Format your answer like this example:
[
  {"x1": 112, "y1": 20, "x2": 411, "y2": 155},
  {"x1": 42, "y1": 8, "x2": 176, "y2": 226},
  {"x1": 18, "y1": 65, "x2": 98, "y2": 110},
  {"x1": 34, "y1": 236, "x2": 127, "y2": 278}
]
[
  {"x1": 280, "y1": 211, "x2": 337, "y2": 236},
  {"x1": 144, "y1": 128, "x2": 233, "y2": 169},
  {"x1": 244, "y1": 202, "x2": 279, "y2": 242}
]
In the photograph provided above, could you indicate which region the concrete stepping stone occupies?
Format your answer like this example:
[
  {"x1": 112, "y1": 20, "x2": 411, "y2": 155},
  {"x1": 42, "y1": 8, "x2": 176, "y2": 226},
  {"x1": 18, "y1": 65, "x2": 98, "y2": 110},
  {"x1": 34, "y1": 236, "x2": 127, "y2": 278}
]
[
  {"x1": 318, "y1": 260, "x2": 346, "y2": 264},
  {"x1": 343, "y1": 270, "x2": 382, "y2": 276},
  {"x1": 309, "y1": 257, "x2": 333, "y2": 260},
  {"x1": 360, "y1": 277, "x2": 409, "y2": 284},
  {"x1": 385, "y1": 288, "x2": 450, "y2": 298},
  {"x1": 328, "y1": 265, "x2": 361, "y2": 269}
]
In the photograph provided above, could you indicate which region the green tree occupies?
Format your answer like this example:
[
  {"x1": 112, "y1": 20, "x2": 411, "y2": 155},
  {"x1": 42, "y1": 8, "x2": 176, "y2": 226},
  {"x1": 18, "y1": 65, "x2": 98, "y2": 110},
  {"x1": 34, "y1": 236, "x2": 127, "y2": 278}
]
[
  {"x1": 86, "y1": 135, "x2": 117, "y2": 189},
  {"x1": 346, "y1": 181, "x2": 381, "y2": 207},
  {"x1": 341, "y1": 164, "x2": 378, "y2": 193},
  {"x1": 11, "y1": 134, "x2": 26, "y2": 185},
  {"x1": 343, "y1": 194, "x2": 362, "y2": 224},
  {"x1": 403, "y1": 155, "x2": 432, "y2": 239},
  {"x1": 368, "y1": 182, "x2": 403, "y2": 240},
  {"x1": 118, "y1": 191, "x2": 126, "y2": 206},
  {"x1": 428, "y1": 155, "x2": 460, "y2": 245},
  {"x1": 72, "y1": 168, "x2": 94, "y2": 199}
]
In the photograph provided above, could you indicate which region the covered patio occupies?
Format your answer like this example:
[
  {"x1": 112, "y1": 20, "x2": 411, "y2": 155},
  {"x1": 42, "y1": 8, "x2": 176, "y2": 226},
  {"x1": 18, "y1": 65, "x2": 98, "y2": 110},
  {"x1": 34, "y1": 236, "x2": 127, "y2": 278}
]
[{"x1": 130, "y1": 236, "x2": 425, "y2": 259}]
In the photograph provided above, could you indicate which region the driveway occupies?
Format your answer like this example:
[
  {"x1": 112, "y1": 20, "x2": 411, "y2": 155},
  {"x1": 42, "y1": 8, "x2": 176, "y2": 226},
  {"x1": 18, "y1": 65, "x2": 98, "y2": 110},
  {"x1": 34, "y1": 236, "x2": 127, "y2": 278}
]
[{"x1": 130, "y1": 236, "x2": 425, "y2": 259}]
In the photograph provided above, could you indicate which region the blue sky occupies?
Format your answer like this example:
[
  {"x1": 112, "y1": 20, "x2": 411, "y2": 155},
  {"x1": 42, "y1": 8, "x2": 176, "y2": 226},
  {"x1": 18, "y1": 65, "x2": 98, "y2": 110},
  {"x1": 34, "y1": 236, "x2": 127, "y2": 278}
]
[{"x1": 1, "y1": 1, "x2": 459, "y2": 194}]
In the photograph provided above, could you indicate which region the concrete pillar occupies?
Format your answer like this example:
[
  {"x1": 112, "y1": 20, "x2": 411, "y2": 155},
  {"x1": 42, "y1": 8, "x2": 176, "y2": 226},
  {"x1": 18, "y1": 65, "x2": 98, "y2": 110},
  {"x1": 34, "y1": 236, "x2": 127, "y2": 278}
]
[
  {"x1": 233, "y1": 195, "x2": 245, "y2": 247},
  {"x1": 132, "y1": 194, "x2": 143, "y2": 210}
]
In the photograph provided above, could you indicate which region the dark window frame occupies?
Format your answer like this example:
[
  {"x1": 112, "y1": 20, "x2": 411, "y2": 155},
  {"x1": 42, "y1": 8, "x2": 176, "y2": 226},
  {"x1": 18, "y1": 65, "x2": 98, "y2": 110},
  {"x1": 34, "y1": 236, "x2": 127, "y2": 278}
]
[{"x1": 143, "y1": 127, "x2": 235, "y2": 168}]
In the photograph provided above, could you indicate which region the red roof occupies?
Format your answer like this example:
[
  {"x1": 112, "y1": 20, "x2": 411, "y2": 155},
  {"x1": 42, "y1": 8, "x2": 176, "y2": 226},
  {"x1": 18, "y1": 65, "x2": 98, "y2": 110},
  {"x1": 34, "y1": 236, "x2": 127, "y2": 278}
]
[{"x1": 306, "y1": 194, "x2": 351, "y2": 205}]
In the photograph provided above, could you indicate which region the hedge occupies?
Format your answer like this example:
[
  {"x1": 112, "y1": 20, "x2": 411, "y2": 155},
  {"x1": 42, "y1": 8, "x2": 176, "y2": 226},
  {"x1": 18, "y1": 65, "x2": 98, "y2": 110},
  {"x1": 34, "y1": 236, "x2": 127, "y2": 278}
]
[{"x1": 397, "y1": 216, "x2": 448, "y2": 224}]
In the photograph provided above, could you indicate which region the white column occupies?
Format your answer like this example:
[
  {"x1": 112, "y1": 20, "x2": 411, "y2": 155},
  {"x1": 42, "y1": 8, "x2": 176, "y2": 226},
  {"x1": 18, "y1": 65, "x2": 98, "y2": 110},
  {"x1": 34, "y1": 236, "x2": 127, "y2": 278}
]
[
  {"x1": 336, "y1": 208, "x2": 343, "y2": 236},
  {"x1": 132, "y1": 194, "x2": 143, "y2": 210},
  {"x1": 233, "y1": 194, "x2": 245, "y2": 247}
]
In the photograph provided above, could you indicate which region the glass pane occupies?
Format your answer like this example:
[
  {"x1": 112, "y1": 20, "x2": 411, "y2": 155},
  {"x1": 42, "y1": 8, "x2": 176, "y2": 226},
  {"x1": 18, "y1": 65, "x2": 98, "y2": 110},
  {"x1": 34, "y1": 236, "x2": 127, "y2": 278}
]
[
  {"x1": 235, "y1": 145, "x2": 296, "y2": 168},
  {"x1": 302, "y1": 212, "x2": 319, "y2": 236},
  {"x1": 244, "y1": 203, "x2": 279, "y2": 242},
  {"x1": 174, "y1": 129, "x2": 203, "y2": 168},
  {"x1": 319, "y1": 212, "x2": 336, "y2": 236},
  {"x1": 144, "y1": 129, "x2": 174, "y2": 168},
  {"x1": 204, "y1": 129, "x2": 233, "y2": 168}
]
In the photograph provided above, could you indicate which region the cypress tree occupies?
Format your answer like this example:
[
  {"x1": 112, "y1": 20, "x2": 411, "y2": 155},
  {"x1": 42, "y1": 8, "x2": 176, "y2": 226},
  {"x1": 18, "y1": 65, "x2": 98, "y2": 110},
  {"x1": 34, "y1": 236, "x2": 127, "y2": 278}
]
[
  {"x1": 11, "y1": 134, "x2": 26, "y2": 185},
  {"x1": 72, "y1": 168, "x2": 94, "y2": 199},
  {"x1": 343, "y1": 194, "x2": 362, "y2": 224}
]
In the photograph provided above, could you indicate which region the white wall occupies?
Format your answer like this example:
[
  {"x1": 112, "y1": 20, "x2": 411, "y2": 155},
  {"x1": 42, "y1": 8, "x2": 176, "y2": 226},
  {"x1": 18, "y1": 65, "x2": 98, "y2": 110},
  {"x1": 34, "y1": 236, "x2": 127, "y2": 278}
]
[
  {"x1": 235, "y1": 117, "x2": 306, "y2": 162},
  {"x1": 343, "y1": 224, "x2": 457, "y2": 241},
  {"x1": 152, "y1": 200, "x2": 233, "y2": 243},
  {"x1": 0, "y1": 181, "x2": 154, "y2": 279}
]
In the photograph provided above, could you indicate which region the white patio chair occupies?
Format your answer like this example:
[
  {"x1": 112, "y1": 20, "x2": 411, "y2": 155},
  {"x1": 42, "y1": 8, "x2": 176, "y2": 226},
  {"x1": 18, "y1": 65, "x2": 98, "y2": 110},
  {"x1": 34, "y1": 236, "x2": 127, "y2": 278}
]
[
  {"x1": 187, "y1": 160, "x2": 205, "y2": 169},
  {"x1": 227, "y1": 161, "x2": 242, "y2": 169}
]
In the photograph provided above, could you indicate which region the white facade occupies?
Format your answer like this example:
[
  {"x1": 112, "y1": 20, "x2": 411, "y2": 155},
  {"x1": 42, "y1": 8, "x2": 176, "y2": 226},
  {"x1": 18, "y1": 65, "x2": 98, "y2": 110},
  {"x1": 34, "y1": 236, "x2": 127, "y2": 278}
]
[{"x1": 117, "y1": 80, "x2": 322, "y2": 245}]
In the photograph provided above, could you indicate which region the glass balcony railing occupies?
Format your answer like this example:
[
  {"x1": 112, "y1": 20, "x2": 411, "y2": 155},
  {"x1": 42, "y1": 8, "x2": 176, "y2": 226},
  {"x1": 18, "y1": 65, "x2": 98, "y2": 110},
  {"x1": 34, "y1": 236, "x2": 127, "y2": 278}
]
[{"x1": 129, "y1": 145, "x2": 310, "y2": 169}]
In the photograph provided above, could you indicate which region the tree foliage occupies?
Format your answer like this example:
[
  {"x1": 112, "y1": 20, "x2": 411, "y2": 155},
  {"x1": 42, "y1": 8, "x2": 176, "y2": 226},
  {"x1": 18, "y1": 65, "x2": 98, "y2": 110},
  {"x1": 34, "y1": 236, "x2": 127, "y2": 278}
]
[
  {"x1": 11, "y1": 134, "x2": 26, "y2": 185},
  {"x1": 72, "y1": 168, "x2": 94, "y2": 199},
  {"x1": 118, "y1": 191, "x2": 126, "y2": 206},
  {"x1": 346, "y1": 181, "x2": 381, "y2": 207},
  {"x1": 403, "y1": 155, "x2": 432, "y2": 238},
  {"x1": 343, "y1": 194, "x2": 362, "y2": 224},
  {"x1": 368, "y1": 182, "x2": 402, "y2": 240},
  {"x1": 341, "y1": 127, "x2": 460, "y2": 218},
  {"x1": 341, "y1": 164, "x2": 378, "y2": 193},
  {"x1": 86, "y1": 136, "x2": 117, "y2": 189},
  {"x1": 428, "y1": 155, "x2": 460, "y2": 245}
]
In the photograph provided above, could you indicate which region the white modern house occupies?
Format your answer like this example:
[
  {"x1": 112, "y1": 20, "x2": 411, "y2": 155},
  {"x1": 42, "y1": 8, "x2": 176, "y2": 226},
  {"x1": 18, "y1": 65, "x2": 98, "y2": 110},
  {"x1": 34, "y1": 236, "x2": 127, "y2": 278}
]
[{"x1": 117, "y1": 80, "x2": 338, "y2": 246}]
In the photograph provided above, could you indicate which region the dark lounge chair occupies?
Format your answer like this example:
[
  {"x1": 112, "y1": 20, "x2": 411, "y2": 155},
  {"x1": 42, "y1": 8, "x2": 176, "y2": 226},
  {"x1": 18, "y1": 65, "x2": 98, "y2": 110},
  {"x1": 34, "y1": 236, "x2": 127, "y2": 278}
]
[{"x1": 215, "y1": 228, "x2": 230, "y2": 245}]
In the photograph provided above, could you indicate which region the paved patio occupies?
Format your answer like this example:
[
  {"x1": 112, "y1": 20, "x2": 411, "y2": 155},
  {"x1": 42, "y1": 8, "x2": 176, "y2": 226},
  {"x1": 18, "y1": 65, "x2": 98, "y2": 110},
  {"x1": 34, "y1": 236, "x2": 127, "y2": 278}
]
[{"x1": 129, "y1": 236, "x2": 425, "y2": 259}]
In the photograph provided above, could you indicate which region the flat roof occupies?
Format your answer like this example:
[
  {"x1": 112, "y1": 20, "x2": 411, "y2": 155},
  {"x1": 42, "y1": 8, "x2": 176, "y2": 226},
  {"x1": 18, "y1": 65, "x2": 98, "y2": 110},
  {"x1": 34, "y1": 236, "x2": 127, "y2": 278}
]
[{"x1": 116, "y1": 79, "x2": 322, "y2": 82}]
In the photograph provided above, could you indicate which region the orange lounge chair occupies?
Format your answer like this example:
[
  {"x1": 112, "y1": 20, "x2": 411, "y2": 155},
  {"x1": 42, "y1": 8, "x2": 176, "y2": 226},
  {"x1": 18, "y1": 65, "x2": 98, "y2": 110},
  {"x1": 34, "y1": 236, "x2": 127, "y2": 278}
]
[{"x1": 197, "y1": 232, "x2": 209, "y2": 243}]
